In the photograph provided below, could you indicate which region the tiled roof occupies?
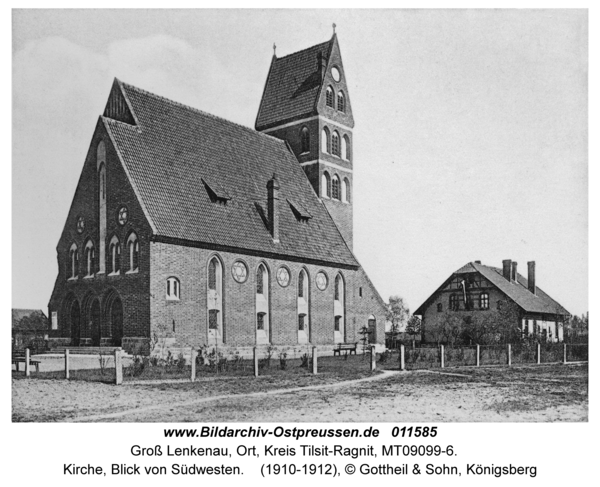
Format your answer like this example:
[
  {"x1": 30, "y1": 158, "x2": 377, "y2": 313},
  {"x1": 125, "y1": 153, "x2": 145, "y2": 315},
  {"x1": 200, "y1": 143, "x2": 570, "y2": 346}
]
[
  {"x1": 255, "y1": 38, "x2": 333, "y2": 131},
  {"x1": 415, "y1": 262, "x2": 570, "y2": 316},
  {"x1": 103, "y1": 81, "x2": 357, "y2": 267}
]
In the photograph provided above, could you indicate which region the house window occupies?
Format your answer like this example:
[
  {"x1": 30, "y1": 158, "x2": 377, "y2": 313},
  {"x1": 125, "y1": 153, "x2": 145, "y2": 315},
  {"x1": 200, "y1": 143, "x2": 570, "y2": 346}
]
[
  {"x1": 331, "y1": 131, "x2": 340, "y2": 156},
  {"x1": 437, "y1": 303, "x2": 443, "y2": 313},
  {"x1": 326, "y1": 86, "x2": 334, "y2": 108},
  {"x1": 108, "y1": 236, "x2": 120, "y2": 274},
  {"x1": 166, "y1": 277, "x2": 180, "y2": 300},
  {"x1": 321, "y1": 171, "x2": 331, "y2": 198},
  {"x1": 332, "y1": 175, "x2": 340, "y2": 200},
  {"x1": 359, "y1": 287, "x2": 363, "y2": 297},
  {"x1": 321, "y1": 127, "x2": 330, "y2": 154},
  {"x1": 337, "y1": 91, "x2": 345, "y2": 112},
  {"x1": 449, "y1": 294, "x2": 459, "y2": 311},
  {"x1": 479, "y1": 292, "x2": 489, "y2": 310},
  {"x1": 84, "y1": 240, "x2": 95, "y2": 277},
  {"x1": 300, "y1": 127, "x2": 310, "y2": 153},
  {"x1": 126, "y1": 233, "x2": 139, "y2": 272},
  {"x1": 257, "y1": 312, "x2": 266, "y2": 330},
  {"x1": 68, "y1": 243, "x2": 79, "y2": 278},
  {"x1": 343, "y1": 135, "x2": 351, "y2": 160}
]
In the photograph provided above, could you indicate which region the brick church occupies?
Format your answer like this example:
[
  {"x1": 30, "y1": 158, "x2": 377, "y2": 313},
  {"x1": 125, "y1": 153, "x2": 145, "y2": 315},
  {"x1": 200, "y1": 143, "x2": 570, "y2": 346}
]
[{"x1": 47, "y1": 33, "x2": 388, "y2": 353}]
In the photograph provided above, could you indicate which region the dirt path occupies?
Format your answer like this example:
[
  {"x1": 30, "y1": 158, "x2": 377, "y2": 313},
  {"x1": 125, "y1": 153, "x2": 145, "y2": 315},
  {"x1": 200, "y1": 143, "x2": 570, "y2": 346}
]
[{"x1": 69, "y1": 370, "x2": 398, "y2": 422}]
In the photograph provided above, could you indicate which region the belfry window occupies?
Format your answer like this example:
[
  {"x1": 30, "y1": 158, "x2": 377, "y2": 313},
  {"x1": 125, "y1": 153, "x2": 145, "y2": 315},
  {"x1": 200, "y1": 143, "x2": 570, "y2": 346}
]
[
  {"x1": 332, "y1": 131, "x2": 340, "y2": 156},
  {"x1": 337, "y1": 91, "x2": 345, "y2": 112},
  {"x1": 332, "y1": 175, "x2": 341, "y2": 200},
  {"x1": 326, "y1": 86, "x2": 334, "y2": 108},
  {"x1": 342, "y1": 178, "x2": 350, "y2": 203},
  {"x1": 343, "y1": 135, "x2": 351, "y2": 160},
  {"x1": 300, "y1": 127, "x2": 310, "y2": 153},
  {"x1": 321, "y1": 127, "x2": 330, "y2": 154},
  {"x1": 321, "y1": 171, "x2": 331, "y2": 198}
]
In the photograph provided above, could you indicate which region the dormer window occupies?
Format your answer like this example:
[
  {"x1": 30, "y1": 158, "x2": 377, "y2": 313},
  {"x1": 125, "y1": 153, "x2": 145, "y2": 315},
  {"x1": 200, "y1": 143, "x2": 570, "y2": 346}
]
[
  {"x1": 288, "y1": 198, "x2": 312, "y2": 223},
  {"x1": 202, "y1": 176, "x2": 231, "y2": 205},
  {"x1": 326, "y1": 86, "x2": 334, "y2": 108}
]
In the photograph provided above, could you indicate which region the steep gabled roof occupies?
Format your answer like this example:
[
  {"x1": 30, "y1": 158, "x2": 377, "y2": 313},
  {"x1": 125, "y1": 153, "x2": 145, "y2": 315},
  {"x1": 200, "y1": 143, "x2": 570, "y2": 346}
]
[
  {"x1": 414, "y1": 262, "x2": 570, "y2": 316},
  {"x1": 255, "y1": 37, "x2": 334, "y2": 131},
  {"x1": 102, "y1": 80, "x2": 357, "y2": 267}
]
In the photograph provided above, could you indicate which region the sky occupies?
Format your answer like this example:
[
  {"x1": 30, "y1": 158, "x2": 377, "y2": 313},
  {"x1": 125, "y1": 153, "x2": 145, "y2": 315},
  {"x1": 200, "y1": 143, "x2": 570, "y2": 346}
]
[{"x1": 12, "y1": 9, "x2": 588, "y2": 316}]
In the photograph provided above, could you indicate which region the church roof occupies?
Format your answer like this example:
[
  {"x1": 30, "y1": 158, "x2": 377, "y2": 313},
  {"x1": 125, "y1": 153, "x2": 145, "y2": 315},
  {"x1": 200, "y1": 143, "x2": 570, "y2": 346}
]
[
  {"x1": 102, "y1": 80, "x2": 358, "y2": 268},
  {"x1": 414, "y1": 261, "x2": 569, "y2": 316},
  {"x1": 255, "y1": 37, "x2": 334, "y2": 131}
]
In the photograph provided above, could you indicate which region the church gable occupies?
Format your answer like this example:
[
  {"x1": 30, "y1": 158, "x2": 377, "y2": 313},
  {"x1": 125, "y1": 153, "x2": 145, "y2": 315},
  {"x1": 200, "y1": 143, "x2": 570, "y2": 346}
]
[{"x1": 103, "y1": 79, "x2": 138, "y2": 126}]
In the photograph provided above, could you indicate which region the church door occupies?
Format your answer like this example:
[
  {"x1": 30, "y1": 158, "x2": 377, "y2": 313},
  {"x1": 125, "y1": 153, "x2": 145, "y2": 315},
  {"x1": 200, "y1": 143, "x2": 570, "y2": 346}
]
[
  {"x1": 110, "y1": 297, "x2": 124, "y2": 347},
  {"x1": 90, "y1": 299, "x2": 102, "y2": 346},
  {"x1": 70, "y1": 301, "x2": 81, "y2": 347}
]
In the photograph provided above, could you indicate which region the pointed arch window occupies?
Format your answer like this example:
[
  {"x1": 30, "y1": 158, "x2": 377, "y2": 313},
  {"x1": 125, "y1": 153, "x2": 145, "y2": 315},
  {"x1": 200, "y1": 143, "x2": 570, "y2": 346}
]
[
  {"x1": 256, "y1": 265, "x2": 265, "y2": 295},
  {"x1": 321, "y1": 127, "x2": 330, "y2": 154},
  {"x1": 84, "y1": 240, "x2": 95, "y2": 277},
  {"x1": 298, "y1": 271, "x2": 305, "y2": 298},
  {"x1": 326, "y1": 86, "x2": 334, "y2": 108},
  {"x1": 209, "y1": 259, "x2": 217, "y2": 290},
  {"x1": 207, "y1": 256, "x2": 224, "y2": 342},
  {"x1": 331, "y1": 131, "x2": 340, "y2": 156},
  {"x1": 342, "y1": 178, "x2": 350, "y2": 203},
  {"x1": 321, "y1": 171, "x2": 331, "y2": 198},
  {"x1": 337, "y1": 91, "x2": 345, "y2": 112},
  {"x1": 68, "y1": 243, "x2": 79, "y2": 279},
  {"x1": 334, "y1": 273, "x2": 345, "y2": 342},
  {"x1": 108, "y1": 235, "x2": 121, "y2": 275},
  {"x1": 255, "y1": 263, "x2": 270, "y2": 344},
  {"x1": 332, "y1": 175, "x2": 341, "y2": 200},
  {"x1": 300, "y1": 127, "x2": 310, "y2": 154},
  {"x1": 126, "y1": 232, "x2": 139, "y2": 273},
  {"x1": 343, "y1": 135, "x2": 351, "y2": 160}
]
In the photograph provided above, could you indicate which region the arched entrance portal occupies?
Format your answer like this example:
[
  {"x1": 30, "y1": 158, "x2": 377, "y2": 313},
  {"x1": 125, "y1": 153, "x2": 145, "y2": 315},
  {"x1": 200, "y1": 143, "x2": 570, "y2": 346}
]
[
  {"x1": 70, "y1": 300, "x2": 81, "y2": 346},
  {"x1": 109, "y1": 297, "x2": 124, "y2": 346},
  {"x1": 90, "y1": 299, "x2": 102, "y2": 346}
]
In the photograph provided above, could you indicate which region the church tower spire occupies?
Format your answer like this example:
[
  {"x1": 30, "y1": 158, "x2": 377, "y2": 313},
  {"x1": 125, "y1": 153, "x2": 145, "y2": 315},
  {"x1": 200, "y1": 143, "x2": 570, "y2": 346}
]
[{"x1": 255, "y1": 33, "x2": 355, "y2": 248}]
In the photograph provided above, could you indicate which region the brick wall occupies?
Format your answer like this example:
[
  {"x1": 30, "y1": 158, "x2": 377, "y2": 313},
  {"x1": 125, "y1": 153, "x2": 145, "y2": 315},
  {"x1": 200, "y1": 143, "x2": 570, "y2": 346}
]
[
  {"x1": 149, "y1": 242, "x2": 387, "y2": 349},
  {"x1": 48, "y1": 120, "x2": 152, "y2": 345}
]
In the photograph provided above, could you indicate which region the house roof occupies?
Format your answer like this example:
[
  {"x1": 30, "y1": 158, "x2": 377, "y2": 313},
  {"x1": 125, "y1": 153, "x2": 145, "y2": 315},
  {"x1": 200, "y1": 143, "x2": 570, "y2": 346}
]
[
  {"x1": 12, "y1": 309, "x2": 48, "y2": 330},
  {"x1": 414, "y1": 261, "x2": 570, "y2": 316},
  {"x1": 255, "y1": 37, "x2": 334, "y2": 131},
  {"x1": 102, "y1": 80, "x2": 358, "y2": 268}
]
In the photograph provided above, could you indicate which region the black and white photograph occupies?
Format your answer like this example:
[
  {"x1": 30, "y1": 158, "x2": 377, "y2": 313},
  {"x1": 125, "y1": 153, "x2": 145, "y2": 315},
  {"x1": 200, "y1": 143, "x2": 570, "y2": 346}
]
[{"x1": 8, "y1": 5, "x2": 593, "y2": 484}]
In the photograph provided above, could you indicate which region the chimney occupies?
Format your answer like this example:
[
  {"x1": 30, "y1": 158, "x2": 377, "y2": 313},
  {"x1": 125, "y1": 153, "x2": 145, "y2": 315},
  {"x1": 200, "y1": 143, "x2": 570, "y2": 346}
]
[
  {"x1": 511, "y1": 261, "x2": 518, "y2": 282},
  {"x1": 527, "y1": 261, "x2": 536, "y2": 295},
  {"x1": 317, "y1": 51, "x2": 327, "y2": 79},
  {"x1": 267, "y1": 173, "x2": 280, "y2": 243},
  {"x1": 502, "y1": 259, "x2": 512, "y2": 281},
  {"x1": 474, "y1": 260, "x2": 481, "y2": 264}
]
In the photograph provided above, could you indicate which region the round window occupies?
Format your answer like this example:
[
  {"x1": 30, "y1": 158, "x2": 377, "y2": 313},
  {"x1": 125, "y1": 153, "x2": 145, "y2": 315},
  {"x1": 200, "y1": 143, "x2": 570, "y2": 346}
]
[
  {"x1": 231, "y1": 261, "x2": 248, "y2": 283},
  {"x1": 117, "y1": 206, "x2": 128, "y2": 226},
  {"x1": 76, "y1": 216, "x2": 85, "y2": 234},
  {"x1": 316, "y1": 271, "x2": 328, "y2": 291},
  {"x1": 331, "y1": 66, "x2": 341, "y2": 82},
  {"x1": 277, "y1": 267, "x2": 290, "y2": 287}
]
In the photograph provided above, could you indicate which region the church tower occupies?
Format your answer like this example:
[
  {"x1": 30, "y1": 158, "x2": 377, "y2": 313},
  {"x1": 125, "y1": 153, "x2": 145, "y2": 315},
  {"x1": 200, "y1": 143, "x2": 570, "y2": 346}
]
[{"x1": 255, "y1": 33, "x2": 355, "y2": 248}]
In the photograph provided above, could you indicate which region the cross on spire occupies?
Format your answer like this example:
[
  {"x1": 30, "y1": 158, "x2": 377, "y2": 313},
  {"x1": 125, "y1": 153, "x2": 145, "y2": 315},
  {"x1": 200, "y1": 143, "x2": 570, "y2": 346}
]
[
  {"x1": 273, "y1": 43, "x2": 276, "y2": 56},
  {"x1": 332, "y1": 23, "x2": 336, "y2": 34}
]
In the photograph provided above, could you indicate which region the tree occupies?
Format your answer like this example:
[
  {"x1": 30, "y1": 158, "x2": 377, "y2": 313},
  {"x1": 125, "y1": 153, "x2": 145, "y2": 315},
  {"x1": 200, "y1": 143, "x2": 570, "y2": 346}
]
[
  {"x1": 14, "y1": 311, "x2": 48, "y2": 350},
  {"x1": 386, "y1": 295, "x2": 409, "y2": 349},
  {"x1": 405, "y1": 315, "x2": 422, "y2": 344}
]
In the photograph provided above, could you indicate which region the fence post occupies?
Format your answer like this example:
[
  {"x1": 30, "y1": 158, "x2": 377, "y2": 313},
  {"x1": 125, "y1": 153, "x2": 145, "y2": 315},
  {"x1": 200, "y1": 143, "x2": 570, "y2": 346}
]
[
  {"x1": 476, "y1": 345, "x2": 480, "y2": 367},
  {"x1": 65, "y1": 349, "x2": 70, "y2": 380},
  {"x1": 253, "y1": 347, "x2": 259, "y2": 377},
  {"x1": 440, "y1": 345, "x2": 445, "y2": 368},
  {"x1": 190, "y1": 348, "x2": 197, "y2": 382},
  {"x1": 312, "y1": 346, "x2": 318, "y2": 375},
  {"x1": 400, "y1": 344, "x2": 405, "y2": 371},
  {"x1": 507, "y1": 344, "x2": 512, "y2": 366},
  {"x1": 537, "y1": 343, "x2": 541, "y2": 365},
  {"x1": 563, "y1": 343, "x2": 567, "y2": 364},
  {"x1": 25, "y1": 348, "x2": 31, "y2": 377},
  {"x1": 370, "y1": 346, "x2": 376, "y2": 371},
  {"x1": 114, "y1": 349, "x2": 123, "y2": 385}
]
